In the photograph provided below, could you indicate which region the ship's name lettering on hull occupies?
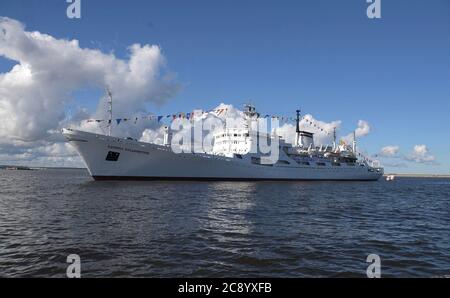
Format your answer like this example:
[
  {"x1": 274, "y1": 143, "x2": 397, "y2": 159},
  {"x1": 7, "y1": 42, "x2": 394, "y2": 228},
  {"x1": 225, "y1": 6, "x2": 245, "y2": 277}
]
[
  {"x1": 107, "y1": 145, "x2": 149, "y2": 155},
  {"x1": 108, "y1": 145, "x2": 123, "y2": 150}
]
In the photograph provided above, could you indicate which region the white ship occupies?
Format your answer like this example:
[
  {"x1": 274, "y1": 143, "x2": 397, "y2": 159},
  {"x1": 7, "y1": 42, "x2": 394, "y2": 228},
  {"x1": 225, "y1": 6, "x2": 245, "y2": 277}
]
[{"x1": 63, "y1": 103, "x2": 384, "y2": 181}]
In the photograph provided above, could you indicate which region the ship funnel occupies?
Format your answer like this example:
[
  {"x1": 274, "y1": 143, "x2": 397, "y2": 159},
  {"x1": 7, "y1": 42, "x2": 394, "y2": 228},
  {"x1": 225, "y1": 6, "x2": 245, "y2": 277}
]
[
  {"x1": 300, "y1": 131, "x2": 314, "y2": 149},
  {"x1": 294, "y1": 109, "x2": 315, "y2": 149}
]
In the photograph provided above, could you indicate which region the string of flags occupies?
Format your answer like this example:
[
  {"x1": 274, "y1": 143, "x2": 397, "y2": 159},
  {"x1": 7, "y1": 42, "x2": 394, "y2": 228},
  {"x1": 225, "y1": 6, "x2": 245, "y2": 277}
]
[
  {"x1": 85, "y1": 105, "x2": 379, "y2": 164},
  {"x1": 84, "y1": 108, "x2": 332, "y2": 136},
  {"x1": 356, "y1": 151, "x2": 376, "y2": 164},
  {"x1": 300, "y1": 116, "x2": 332, "y2": 136},
  {"x1": 85, "y1": 108, "x2": 229, "y2": 125}
]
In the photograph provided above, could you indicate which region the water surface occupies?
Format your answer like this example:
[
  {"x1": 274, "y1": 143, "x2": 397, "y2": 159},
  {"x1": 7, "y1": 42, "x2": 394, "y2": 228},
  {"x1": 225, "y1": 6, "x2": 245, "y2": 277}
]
[{"x1": 0, "y1": 169, "x2": 449, "y2": 277}]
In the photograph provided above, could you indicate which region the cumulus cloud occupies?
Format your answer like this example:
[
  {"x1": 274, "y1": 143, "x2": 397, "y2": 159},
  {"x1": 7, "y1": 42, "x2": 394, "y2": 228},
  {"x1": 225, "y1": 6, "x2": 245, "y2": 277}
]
[
  {"x1": 0, "y1": 17, "x2": 180, "y2": 166},
  {"x1": 274, "y1": 114, "x2": 341, "y2": 146},
  {"x1": 380, "y1": 145, "x2": 400, "y2": 157},
  {"x1": 139, "y1": 103, "x2": 246, "y2": 152},
  {"x1": 405, "y1": 145, "x2": 436, "y2": 164},
  {"x1": 140, "y1": 126, "x2": 166, "y2": 145},
  {"x1": 0, "y1": 17, "x2": 180, "y2": 142},
  {"x1": 139, "y1": 103, "x2": 343, "y2": 153},
  {"x1": 342, "y1": 120, "x2": 371, "y2": 144},
  {"x1": 0, "y1": 141, "x2": 82, "y2": 167},
  {"x1": 377, "y1": 144, "x2": 438, "y2": 168},
  {"x1": 355, "y1": 120, "x2": 371, "y2": 137}
]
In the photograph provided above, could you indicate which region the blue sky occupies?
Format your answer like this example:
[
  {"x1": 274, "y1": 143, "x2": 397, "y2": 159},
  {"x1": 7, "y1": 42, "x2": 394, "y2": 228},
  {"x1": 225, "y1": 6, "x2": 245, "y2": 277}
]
[{"x1": 1, "y1": 0, "x2": 449, "y2": 173}]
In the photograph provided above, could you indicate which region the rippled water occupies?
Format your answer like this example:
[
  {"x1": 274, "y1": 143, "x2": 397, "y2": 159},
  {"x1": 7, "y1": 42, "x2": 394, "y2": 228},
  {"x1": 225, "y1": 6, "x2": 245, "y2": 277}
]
[{"x1": 0, "y1": 169, "x2": 449, "y2": 277}]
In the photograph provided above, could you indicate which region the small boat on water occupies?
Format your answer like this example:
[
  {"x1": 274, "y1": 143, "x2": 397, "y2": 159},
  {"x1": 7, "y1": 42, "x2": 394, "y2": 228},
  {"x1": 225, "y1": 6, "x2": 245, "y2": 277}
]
[{"x1": 386, "y1": 175, "x2": 395, "y2": 181}]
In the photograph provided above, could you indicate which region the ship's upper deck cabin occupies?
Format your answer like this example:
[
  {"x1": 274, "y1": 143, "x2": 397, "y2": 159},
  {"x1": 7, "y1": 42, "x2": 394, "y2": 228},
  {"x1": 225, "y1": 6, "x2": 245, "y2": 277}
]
[
  {"x1": 206, "y1": 104, "x2": 379, "y2": 169},
  {"x1": 211, "y1": 128, "x2": 290, "y2": 157},
  {"x1": 212, "y1": 128, "x2": 250, "y2": 155}
]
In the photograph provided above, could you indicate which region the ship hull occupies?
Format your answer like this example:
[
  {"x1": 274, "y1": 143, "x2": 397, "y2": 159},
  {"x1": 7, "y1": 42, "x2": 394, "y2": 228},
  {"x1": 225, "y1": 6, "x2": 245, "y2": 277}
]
[{"x1": 63, "y1": 129, "x2": 383, "y2": 181}]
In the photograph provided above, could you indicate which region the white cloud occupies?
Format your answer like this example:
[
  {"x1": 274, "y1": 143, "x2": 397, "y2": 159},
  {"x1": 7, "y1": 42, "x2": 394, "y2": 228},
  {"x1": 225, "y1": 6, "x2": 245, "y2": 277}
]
[
  {"x1": 380, "y1": 145, "x2": 400, "y2": 157},
  {"x1": 2, "y1": 17, "x2": 427, "y2": 169},
  {"x1": 0, "y1": 17, "x2": 180, "y2": 142},
  {"x1": 405, "y1": 145, "x2": 436, "y2": 164},
  {"x1": 139, "y1": 103, "x2": 246, "y2": 150},
  {"x1": 0, "y1": 141, "x2": 82, "y2": 167},
  {"x1": 140, "y1": 126, "x2": 166, "y2": 145},
  {"x1": 0, "y1": 17, "x2": 180, "y2": 166},
  {"x1": 275, "y1": 114, "x2": 341, "y2": 146},
  {"x1": 355, "y1": 120, "x2": 371, "y2": 137},
  {"x1": 139, "y1": 104, "x2": 343, "y2": 152},
  {"x1": 377, "y1": 144, "x2": 438, "y2": 168},
  {"x1": 342, "y1": 120, "x2": 371, "y2": 144}
]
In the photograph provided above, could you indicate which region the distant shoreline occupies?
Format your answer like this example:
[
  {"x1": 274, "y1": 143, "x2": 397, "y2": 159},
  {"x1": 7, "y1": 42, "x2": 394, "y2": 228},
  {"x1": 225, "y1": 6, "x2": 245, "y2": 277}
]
[
  {"x1": 2, "y1": 165, "x2": 449, "y2": 178},
  {"x1": 0, "y1": 165, "x2": 86, "y2": 171},
  {"x1": 384, "y1": 173, "x2": 450, "y2": 178}
]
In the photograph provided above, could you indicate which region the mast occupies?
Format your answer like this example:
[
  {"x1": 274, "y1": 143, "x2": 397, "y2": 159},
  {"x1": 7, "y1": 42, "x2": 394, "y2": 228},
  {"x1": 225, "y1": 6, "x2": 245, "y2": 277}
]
[
  {"x1": 333, "y1": 127, "x2": 337, "y2": 150},
  {"x1": 352, "y1": 130, "x2": 356, "y2": 153},
  {"x1": 107, "y1": 88, "x2": 113, "y2": 136},
  {"x1": 295, "y1": 109, "x2": 301, "y2": 147},
  {"x1": 243, "y1": 102, "x2": 258, "y2": 130}
]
